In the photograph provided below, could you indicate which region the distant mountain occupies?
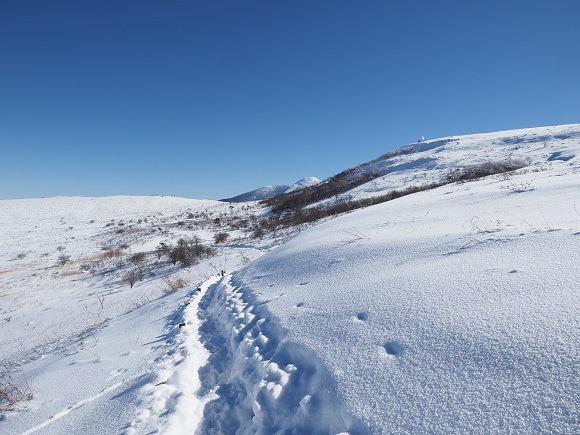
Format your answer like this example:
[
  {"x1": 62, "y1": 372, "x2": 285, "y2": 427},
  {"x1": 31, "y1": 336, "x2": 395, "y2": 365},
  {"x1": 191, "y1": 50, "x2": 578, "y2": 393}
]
[{"x1": 223, "y1": 177, "x2": 321, "y2": 202}]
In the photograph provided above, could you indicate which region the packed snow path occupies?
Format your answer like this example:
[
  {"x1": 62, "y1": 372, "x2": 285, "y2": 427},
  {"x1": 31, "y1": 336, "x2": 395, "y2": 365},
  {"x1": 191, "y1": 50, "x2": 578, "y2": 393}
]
[{"x1": 195, "y1": 277, "x2": 365, "y2": 434}]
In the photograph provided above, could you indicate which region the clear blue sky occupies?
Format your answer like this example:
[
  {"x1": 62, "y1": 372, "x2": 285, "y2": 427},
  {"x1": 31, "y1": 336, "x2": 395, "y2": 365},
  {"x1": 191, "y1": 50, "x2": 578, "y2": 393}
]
[{"x1": 1, "y1": 1, "x2": 579, "y2": 200}]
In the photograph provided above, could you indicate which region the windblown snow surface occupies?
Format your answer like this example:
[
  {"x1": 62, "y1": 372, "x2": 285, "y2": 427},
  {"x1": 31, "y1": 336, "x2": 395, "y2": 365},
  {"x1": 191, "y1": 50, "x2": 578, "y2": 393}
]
[{"x1": 1, "y1": 124, "x2": 580, "y2": 434}]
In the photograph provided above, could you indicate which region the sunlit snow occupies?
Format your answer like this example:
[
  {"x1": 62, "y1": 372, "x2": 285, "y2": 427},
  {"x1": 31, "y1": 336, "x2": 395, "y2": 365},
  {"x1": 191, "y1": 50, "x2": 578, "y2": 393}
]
[{"x1": 1, "y1": 124, "x2": 579, "y2": 434}]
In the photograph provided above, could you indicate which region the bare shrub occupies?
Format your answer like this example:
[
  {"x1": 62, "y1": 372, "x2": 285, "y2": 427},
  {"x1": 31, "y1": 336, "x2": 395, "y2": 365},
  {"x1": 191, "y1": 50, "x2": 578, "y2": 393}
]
[
  {"x1": 124, "y1": 268, "x2": 140, "y2": 288},
  {"x1": 168, "y1": 244, "x2": 184, "y2": 266},
  {"x1": 498, "y1": 180, "x2": 534, "y2": 192},
  {"x1": 214, "y1": 232, "x2": 230, "y2": 244},
  {"x1": 79, "y1": 263, "x2": 92, "y2": 272},
  {"x1": 57, "y1": 254, "x2": 71, "y2": 266},
  {"x1": 252, "y1": 227, "x2": 266, "y2": 239},
  {"x1": 129, "y1": 252, "x2": 147, "y2": 267},
  {"x1": 115, "y1": 253, "x2": 126, "y2": 269},
  {"x1": 155, "y1": 242, "x2": 171, "y2": 260},
  {"x1": 169, "y1": 238, "x2": 216, "y2": 268},
  {"x1": 445, "y1": 160, "x2": 528, "y2": 184},
  {"x1": 0, "y1": 376, "x2": 32, "y2": 413}
]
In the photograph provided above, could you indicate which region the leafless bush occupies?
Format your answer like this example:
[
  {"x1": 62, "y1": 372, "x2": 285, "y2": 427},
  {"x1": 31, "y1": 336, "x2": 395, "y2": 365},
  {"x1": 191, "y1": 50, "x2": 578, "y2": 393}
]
[
  {"x1": 498, "y1": 180, "x2": 534, "y2": 192},
  {"x1": 169, "y1": 238, "x2": 216, "y2": 267},
  {"x1": 129, "y1": 252, "x2": 147, "y2": 267},
  {"x1": 123, "y1": 268, "x2": 141, "y2": 288},
  {"x1": 494, "y1": 171, "x2": 516, "y2": 181},
  {"x1": 57, "y1": 254, "x2": 71, "y2": 266},
  {"x1": 252, "y1": 227, "x2": 266, "y2": 239},
  {"x1": 214, "y1": 232, "x2": 230, "y2": 244},
  {"x1": 155, "y1": 242, "x2": 171, "y2": 260},
  {"x1": 0, "y1": 376, "x2": 32, "y2": 413},
  {"x1": 79, "y1": 263, "x2": 92, "y2": 272}
]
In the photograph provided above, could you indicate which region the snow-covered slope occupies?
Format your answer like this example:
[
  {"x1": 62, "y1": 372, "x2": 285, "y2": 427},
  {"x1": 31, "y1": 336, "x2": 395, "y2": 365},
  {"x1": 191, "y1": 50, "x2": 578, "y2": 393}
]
[
  {"x1": 0, "y1": 196, "x2": 265, "y2": 434},
  {"x1": 192, "y1": 124, "x2": 580, "y2": 433},
  {"x1": 224, "y1": 177, "x2": 321, "y2": 202},
  {"x1": 344, "y1": 123, "x2": 579, "y2": 200},
  {"x1": 201, "y1": 166, "x2": 580, "y2": 433},
  {"x1": 1, "y1": 124, "x2": 579, "y2": 434},
  {"x1": 273, "y1": 124, "x2": 580, "y2": 209}
]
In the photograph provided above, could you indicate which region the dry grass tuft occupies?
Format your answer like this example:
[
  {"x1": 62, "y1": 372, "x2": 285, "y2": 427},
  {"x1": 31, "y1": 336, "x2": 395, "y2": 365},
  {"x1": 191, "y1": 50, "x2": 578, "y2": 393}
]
[
  {"x1": 60, "y1": 268, "x2": 80, "y2": 277},
  {"x1": 0, "y1": 376, "x2": 32, "y2": 413},
  {"x1": 82, "y1": 250, "x2": 124, "y2": 261},
  {"x1": 163, "y1": 277, "x2": 191, "y2": 293}
]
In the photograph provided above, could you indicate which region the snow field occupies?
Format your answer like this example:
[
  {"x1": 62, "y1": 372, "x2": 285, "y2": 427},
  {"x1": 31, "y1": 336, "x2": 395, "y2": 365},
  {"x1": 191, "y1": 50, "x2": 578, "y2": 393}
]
[
  {"x1": 0, "y1": 195, "x2": 261, "y2": 433},
  {"x1": 1, "y1": 284, "x2": 195, "y2": 434},
  {"x1": 227, "y1": 167, "x2": 580, "y2": 433}
]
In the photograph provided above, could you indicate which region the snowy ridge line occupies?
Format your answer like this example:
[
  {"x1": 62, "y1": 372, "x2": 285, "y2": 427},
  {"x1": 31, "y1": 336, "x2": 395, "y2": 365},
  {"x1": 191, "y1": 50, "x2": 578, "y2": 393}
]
[
  {"x1": 126, "y1": 276, "x2": 220, "y2": 435},
  {"x1": 196, "y1": 275, "x2": 365, "y2": 434}
]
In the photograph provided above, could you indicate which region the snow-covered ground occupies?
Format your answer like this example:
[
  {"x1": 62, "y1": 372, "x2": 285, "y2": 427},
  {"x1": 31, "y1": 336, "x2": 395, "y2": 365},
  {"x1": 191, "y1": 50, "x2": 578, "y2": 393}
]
[
  {"x1": 0, "y1": 196, "x2": 265, "y2": 434},
  {"x1": 1, "y1": 124, "x2": 579, "y2": 434},
  {"x1": 216, "y1": 168, "x2": 580, "y2": 433}
]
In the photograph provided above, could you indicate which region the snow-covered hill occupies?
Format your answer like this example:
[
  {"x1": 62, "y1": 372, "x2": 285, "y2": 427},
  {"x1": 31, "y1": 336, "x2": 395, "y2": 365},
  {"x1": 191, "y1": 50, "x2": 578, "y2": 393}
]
[
  {"x1": 266, "y1": 124, "x2": 580, "y2": 211},
  {"x1": 1, "y1": 124, "x2": 579, "y2": 434},
  {"x1": 224, "y1": 177, "x2": 321, "y2": 202},
  {"x1": 212, "y1": 169, "x2": 580, "y2": 433},
  {"x1": 346, "y1": 123, "x2": 579, "y2": 201}
]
